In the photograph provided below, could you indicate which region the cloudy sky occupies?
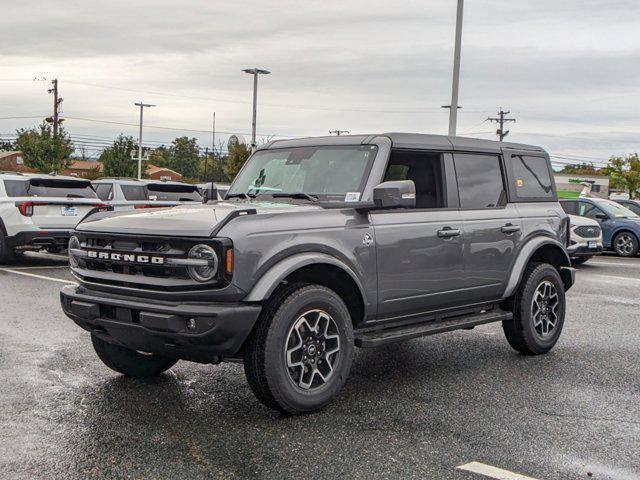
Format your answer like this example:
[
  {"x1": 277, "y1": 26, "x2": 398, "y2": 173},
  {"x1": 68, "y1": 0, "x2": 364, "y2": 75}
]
[{"x1": 1, "y1": 0, "x2": 638, "y2": 167}]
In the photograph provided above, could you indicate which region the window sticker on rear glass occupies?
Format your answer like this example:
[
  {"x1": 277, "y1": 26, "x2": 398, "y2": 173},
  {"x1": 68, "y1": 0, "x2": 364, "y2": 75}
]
[
  {"x1": 516, "y1": 179, "x2": 524, "y2": 187},
  {"x1": 344, "y1": 192, "x2": 360, "y2": 202}
]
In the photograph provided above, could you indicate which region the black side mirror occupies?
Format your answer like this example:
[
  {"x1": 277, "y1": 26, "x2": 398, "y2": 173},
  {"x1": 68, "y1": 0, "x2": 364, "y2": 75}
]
[
  {"x1": 595, "y1": 213, "x2": 608, "y2": 220},
  {"x1": 373, "y1": 180, "x2": 416, "y2": 209}
]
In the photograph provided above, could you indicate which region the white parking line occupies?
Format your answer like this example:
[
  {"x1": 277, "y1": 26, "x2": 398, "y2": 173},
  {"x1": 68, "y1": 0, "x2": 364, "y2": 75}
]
[
  {"x1": 456, "y1": 462, "x2": 538, "y2": 480},
  {"x1": 583, "y1": 273, "x2": 640, "y2": 283},
  {"x1": 0, "y1": 268, "x2": 76, "y2": 285},
  {"x1": 588, "y1": 260, "x2": 640, "y2": 268}
]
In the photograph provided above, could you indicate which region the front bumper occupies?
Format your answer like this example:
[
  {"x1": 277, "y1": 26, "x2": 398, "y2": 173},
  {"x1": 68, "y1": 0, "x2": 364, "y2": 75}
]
[
  {"x1": 567, "y1": 244, "x2": 603, "y2": 257},
  {"x1": 6, "y1": 229, "x2": 72, "y2": 250},
  {"x1": 60, "y1": 285, "x2": 262, "y2": 363}
]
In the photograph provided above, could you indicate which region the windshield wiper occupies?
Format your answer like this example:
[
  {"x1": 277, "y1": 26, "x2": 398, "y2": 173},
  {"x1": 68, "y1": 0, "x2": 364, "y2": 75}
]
[
  {"x1": 226, "y1": 193, "x2": 257, "y2": 200},
  {"x1": 271, "y1": 192, "x2": 319, "y2": 202}
]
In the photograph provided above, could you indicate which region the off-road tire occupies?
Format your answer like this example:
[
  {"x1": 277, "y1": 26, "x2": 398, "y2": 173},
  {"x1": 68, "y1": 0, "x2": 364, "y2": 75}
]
[
  {"x1": 243, "y1": 283, "x2": 354, "y2": 414},
  {"x1": 612, "y1": 231, "x2": 639, "y2": 257},
  {"x1": 570, "y1": 256, "x2": 590, "y2": 266},
  {"x1": 91, "y1": 334, "x2": 177, "y2": 378},
  {"x1": 503, "y1": 262, "x2": 566, "y2": 355}
]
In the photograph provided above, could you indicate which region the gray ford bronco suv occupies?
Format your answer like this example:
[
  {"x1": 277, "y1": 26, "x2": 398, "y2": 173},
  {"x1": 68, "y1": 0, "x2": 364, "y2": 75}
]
[{"x1": 60, "y1": 133, "x2": 574, "y2": 414}]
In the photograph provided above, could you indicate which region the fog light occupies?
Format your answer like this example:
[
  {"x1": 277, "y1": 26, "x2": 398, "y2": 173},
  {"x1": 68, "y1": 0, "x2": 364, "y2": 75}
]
[{"x1": 187, "y1": 318, "x2": 197, "y2": 331}]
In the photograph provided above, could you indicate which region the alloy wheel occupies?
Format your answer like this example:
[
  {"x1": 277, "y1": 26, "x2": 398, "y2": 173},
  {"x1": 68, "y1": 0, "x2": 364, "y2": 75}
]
[
  {"x1": 615, "y1": 234, "x2": 635, "y2": 256},
  {"x1": 284, "y1": 310, "x2": 341, "y2": 390},
  {"x1": 531, "y1": 280, "x2": 559, "y2": 338}
]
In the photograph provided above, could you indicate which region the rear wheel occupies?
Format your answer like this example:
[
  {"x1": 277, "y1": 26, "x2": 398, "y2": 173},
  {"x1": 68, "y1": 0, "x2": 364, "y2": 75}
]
[
  {"x1": 243, "y1": 283, "x2": 354, "y2": 414},
  {"x1": 503, "y1": 262, "x2": 566, "y2": 355},
  {"x1": 613, "y1": 232, "x2": 639, "y2": 257},
  {"x1": 91, "y1": 334, "x2": 177, "y2": 378}
]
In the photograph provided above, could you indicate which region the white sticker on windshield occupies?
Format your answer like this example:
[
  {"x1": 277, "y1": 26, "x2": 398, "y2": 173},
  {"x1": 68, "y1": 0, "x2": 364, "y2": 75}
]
[{"x1": 344, "y1": 192, "x2": 360, "y2": 202}]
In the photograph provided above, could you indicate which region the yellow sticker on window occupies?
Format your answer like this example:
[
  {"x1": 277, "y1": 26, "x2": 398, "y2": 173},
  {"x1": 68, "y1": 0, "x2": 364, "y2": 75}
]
[{"x1": 516, "y1": 179, "x2": 524, "y2": 187}]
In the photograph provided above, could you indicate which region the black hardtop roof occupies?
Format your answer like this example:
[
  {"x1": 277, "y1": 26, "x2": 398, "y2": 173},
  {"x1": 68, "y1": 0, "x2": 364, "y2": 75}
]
[{"x1": 259, "y1": 132, "x2": 546, "y2": 154}]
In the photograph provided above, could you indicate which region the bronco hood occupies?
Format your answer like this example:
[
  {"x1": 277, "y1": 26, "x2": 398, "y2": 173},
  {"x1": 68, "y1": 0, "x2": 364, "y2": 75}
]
[{"x1": 76, "y1": 201, "x2": 319, "y2": 237}]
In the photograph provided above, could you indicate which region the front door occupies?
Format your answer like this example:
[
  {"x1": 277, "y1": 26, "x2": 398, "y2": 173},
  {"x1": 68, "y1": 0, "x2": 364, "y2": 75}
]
[{"x1": 371, "y1": 149, "x2": 465, "y2": 320}]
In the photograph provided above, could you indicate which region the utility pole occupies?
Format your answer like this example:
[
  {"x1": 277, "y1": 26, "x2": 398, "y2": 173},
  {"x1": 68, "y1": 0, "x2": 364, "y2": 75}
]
[
  {"x1": 487, "y1": 108, "x2": 516, "y2": 141},
  {"x1": 446, "y1": 0, "x2": 464, "y2": 136},
  {"x1": 134, "y1": 101, "x2": 155, "y2": 180},
  {"x1": 242, "y1": 68, "x2": 270, "y2": 152},
  {"x1": 329, "y1": 130, "x2": 349, "y2": 136},
  {"x1": 47, "y1": 79, "x2": 63, "y2": 137}
]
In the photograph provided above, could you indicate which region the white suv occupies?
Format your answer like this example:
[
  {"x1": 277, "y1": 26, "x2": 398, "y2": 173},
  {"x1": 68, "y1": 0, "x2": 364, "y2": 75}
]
[
  {"x1": 93, "y1": 178, "x2": 202, "y2": 211},
  {"x1": 0, "y1": 172, "x2": 107, "y2": 262},
  {"x1": 567, "y1": 214, "x2": 603, "y2": 265}
]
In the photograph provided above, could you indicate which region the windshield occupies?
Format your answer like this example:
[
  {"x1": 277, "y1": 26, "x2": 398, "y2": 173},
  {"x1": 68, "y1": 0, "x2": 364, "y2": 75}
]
[
  {"x1": 227, "y1": 145, "x2": 378, "y2": 202},
  {"x1": 596, "y1": 199, "x2": 639, "y2": 218}
]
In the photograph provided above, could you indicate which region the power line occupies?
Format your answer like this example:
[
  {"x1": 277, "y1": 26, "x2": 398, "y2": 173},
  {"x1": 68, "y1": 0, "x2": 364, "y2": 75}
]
[{"x1": 329, "y1": 130, "x2": 349, "y2": 136}]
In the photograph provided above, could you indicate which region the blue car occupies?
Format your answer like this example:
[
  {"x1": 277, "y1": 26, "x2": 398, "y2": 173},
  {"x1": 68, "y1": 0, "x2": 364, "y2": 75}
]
[{"x1": 560, "y1": 198, "x2": 640, "y2": 257}]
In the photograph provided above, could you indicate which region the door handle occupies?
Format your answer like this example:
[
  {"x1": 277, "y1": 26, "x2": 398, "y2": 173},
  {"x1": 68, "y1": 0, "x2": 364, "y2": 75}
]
[
  {"x1": 501, "y1": 224, "x2": 521, "y2": 234},
  {"x1": 437, "y1": 227, "x2": 461, "y2": 238}
]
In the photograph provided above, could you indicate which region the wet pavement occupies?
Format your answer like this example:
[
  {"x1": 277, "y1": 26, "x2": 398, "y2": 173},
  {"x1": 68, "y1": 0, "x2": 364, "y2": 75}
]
[{"x1": 0, "y1": 253, "x2": 639, "y2": 479}]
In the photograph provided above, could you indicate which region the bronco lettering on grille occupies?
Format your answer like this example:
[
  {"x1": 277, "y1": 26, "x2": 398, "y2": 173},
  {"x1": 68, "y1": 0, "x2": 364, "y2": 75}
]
[{"x1": 86, "y1": 250, "x2": 165, "y2": 264}]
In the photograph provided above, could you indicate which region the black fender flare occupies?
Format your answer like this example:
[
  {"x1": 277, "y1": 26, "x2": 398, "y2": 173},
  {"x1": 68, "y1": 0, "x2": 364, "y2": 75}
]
[
  {"x1": 503, "y1": 237, "x2": 572, "y2": 298},
  {"x1": 244, "y1": 252, "x2": 367, "y2": 303}
]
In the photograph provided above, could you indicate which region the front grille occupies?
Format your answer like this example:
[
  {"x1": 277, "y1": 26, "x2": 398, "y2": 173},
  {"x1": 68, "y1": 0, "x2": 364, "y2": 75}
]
[
  {"x1": 573, "y1": 225, "x2": 601, "y2": 238},
  {"x1": 72, "y1": 233, "x2": 231, "y2": 291}
]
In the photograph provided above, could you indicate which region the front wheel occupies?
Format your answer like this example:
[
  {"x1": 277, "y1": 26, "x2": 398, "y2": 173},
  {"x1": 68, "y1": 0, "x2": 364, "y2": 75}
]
[
  {"x1": 243, "y1": 283, "x2": 354, "y2": 414},
  {"x1": 503, "y1": 262, "x2": 566, "y2": 355},
  {"x1": 613, "y1": 232, "x2": 639, "y2": 257},
  {"x1": 91, "y1": 334, "x2": 177, "y2": 378}
]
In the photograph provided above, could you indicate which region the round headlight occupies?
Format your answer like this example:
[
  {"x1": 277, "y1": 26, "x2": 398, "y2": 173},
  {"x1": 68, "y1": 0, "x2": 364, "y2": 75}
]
[
  {"x1": 187, "y1": 244, "x2": 218, "y2": 282},
  {"x1": 68, "y1": 236, "x2": 81, "y2": 268}
]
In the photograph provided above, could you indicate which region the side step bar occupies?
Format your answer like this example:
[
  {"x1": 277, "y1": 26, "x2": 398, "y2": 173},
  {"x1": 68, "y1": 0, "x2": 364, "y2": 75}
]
[{"x1": 354, "y1": 310, "x2": 512, "y2": 348}]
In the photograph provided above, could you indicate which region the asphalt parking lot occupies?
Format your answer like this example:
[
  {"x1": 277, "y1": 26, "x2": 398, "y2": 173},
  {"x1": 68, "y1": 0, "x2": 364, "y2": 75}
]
[{"x1": 1, "y1": 253, "x2": 639, "y2": 480}]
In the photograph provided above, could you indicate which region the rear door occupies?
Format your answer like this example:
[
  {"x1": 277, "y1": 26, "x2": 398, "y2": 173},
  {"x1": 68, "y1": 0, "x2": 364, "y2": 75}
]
[{"x1": 454, "y1": 152, "x2": 521, "y2": 302}]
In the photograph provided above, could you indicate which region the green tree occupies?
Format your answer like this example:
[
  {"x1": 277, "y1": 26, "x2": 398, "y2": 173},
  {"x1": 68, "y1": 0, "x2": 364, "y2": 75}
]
[
  {"x1": 100, "y1": 135, "x2": 138, "y2": 178},
  {"x1": 223, "y1": 143, "x2": 251, "y2": 181},
  {"x1": 608, "y1": 153, "x2": 640, "y2": 199},
  {"x1": 148, "y1": 145, "x2": 171, "y2": 169},
  {"x1": 167, "y1": 137, "x2": 200, "y2": 179},
  {"x1": 14, "y1": 123, "x2": 74, "y2": 173}
]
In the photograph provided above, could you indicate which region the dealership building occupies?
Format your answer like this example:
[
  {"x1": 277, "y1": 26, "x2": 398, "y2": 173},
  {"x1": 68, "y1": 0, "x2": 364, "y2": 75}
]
[{"x1": 553, "y1": 173, "x2": 610, "y2": 198}]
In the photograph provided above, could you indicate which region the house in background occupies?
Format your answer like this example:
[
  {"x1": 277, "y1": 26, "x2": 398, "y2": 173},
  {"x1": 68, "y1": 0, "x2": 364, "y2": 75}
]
[
  {"x1": 0, "y1": 151, "x2": 36, "y2": 173},
  {"x1": 146, "y1": 164, "x2": 182, "y2": 181},
  {"x1": 63, "y1": 160, "x2": 103, "y2": 178}
]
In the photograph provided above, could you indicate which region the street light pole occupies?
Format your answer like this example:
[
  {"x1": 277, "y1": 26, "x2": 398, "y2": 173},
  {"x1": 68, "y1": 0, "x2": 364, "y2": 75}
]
[
  {"x1": 242, "y1": 68, "x2": 270, "y2": 151},
  {"x1": 134, "y1": 101, "x2": 155, "y2": 179},
  {"x1": 448, "y1": 0, "x2": 464, "y2": 136}
]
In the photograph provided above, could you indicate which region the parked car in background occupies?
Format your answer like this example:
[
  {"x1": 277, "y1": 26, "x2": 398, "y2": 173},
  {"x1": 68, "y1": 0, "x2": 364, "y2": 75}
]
[
  {"x1": 197, "y1": 182, "x2": 230, "y2": 201},
  {"x1": 560, "y1": 197, "x2": 640, "y2": 257},
  {"x1": 615, "y1": 199, "x2": 640, "y2": 216},
  {"x1": 144, "y1": 180, "x2": 203, "y2": 204},
  {"x1": 567, "y1": 214, "x2": 603, "y2": 265},
  {"x1": 0, "y1": 172, "x2": 107, "y2": 262}
]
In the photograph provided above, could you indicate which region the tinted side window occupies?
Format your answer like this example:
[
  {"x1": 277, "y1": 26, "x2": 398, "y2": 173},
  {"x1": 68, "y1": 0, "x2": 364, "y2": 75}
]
[
  {"x1": 578, "y1": 201, "x2": 605, "y2": 219},
  {"x1": 3, "y1": 180, "x2": 28, "y2": 197},
  {"x1": 121, "y1": 185, "x2": 147, "y2": 201},
  {"x1": 624, "y1": 203, "x2": 640, "y2": 215},
  {"x1": 510, "y1": 155, "x2": 554, "y2": 199},
  {"x1": 560, "y1": 201, "x2": 577, "y2": 215},
  {"x1": 383, "y1": 150, "x2": 445, "y2": 208},
  {"x1": 454, "y1": 154, "x2": 505, "y2": 209},
  {"x1": 94, "y1": 183, "x2": 113, "y2": 201}
]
